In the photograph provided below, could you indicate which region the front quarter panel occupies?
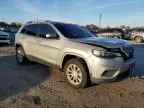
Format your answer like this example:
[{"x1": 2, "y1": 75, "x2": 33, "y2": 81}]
[{"x1": 59, "y1": 48, "x2": 90, "y2": 69}]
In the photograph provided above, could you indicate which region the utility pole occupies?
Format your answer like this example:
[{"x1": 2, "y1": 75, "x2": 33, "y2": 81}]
[{"x1": 99, "y1": 12, "x2": 102, "y2": 29}]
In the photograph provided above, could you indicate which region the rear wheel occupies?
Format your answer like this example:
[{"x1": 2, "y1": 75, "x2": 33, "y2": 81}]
[
  {"x1": 134, "y1": 36, "x2": 143, "y2": 43},
  {"x1": 16, "y1": 47, "x2": 28, "y2": 65},
  {"x1": 63, "y1": 58, "x2": 89, "y2": 89}
]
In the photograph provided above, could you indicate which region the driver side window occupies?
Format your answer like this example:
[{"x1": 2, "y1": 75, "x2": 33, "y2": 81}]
[{"x1": 39, "y1": 24, "x2": 57, "y2": 37}]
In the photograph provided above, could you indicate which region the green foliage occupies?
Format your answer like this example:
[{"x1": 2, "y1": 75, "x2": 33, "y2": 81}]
[
  {"x1": 0, "y1": 22, "x2": 9, "y2": 27},
  {"x1": 0, "y1": 22, "x2": 22, "y2": 28},
  {"x1": 10, "y1": 22, "x2": 22, "y2": 27},
  {"x1": 85, "y1": 24, "x2": 99, "y2": 30}
]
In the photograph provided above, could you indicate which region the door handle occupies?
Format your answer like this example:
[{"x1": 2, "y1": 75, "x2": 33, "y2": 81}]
[
  {"x1": 36, "y1": 40, "x2": 42, "y2": 43},
  {"x1": 21, "y1": 37, "x2": 26, "y2": 39}
]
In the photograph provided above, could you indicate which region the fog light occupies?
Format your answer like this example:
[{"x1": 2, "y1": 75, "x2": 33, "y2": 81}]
[{"x1": 102, "y1": 69, "x2": 118, "y2": 77}]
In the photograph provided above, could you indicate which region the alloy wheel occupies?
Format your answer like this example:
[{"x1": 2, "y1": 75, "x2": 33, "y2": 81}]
[{"x1": 66, "y1": 64, "x2": 82, "y2": 85}]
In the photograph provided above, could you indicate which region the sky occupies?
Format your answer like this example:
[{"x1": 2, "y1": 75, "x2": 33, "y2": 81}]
[{"x1": 0, "y1": 0, "x2": 144, "y2": 27}]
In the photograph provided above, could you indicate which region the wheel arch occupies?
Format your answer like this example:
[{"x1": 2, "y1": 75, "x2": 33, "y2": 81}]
[
  {"x1": 15, "y1": 44, "x2": 22, "y2": 50},
  {"x1": 60, "y1": 53, "x2": 89, "y2": 72},
  {"x1": 134, "y1": 35, "x2": 143, "y2": 40}
]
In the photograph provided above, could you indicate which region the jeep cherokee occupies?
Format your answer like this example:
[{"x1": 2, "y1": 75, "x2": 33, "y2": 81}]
[{"x1": 15, "y1": 20, "x2": 135, "y2": 88}]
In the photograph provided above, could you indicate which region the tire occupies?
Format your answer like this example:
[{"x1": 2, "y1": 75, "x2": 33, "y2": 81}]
[
  {"x1": 63, "y1": 58, "x2": 89, "y2": 89},
  {"x1": 134, "y1": 36, "x2": 143, "y2": 43},
  {"x1": 16, "y1": 47, "x2": 28, "y2": 65}
]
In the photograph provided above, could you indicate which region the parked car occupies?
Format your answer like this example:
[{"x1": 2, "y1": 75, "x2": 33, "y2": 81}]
[
  {"x1": 15, "y1": 21, "x2": 135, "y2": 88},
  {"x1": 89, "y1": 30, "x2": 97, "y2": 34},
  {"x1": 97, "y1": 28, "x2": 131, "y2": 40},
  {"x1": 3, "y1": 27, "x2": 19, "y2": 44},
  {"x1": 0, "y1": 30, "x2": 10, "y2": 45},
  {"x1": 131, "y1": 29, "x2": 144, "y2": 43}
]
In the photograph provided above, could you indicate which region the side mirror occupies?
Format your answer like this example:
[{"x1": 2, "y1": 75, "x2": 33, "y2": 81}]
[{"x1": 45, "y1": 33, "x2": 58, "y2": 39}]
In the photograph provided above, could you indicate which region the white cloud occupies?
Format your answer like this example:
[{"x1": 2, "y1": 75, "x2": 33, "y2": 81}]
[
  {"x1": 72, "y1": 0, "x2": 94, "y2": 7},
  {"x1": 95, "y1": 0, "x2": 142, "y2": 9},
  {"x1": 12, "y1": 0, "x2": 74, "y2": 23},
  {"x1": 11, "y1": 0, "x2": 143, "y2": 27},
  {"x1": 101, "y1": 12, "x2": 144, "y2": 27},
  {"x1": 13, "y1": 0, "x2": 40, "y2": 16},
  {"x1": 120, "y1": 12, "x2": 144, "y2": 26},
  {"x1": 69, "y1": 0, "x2": 142, "y2": 14}
]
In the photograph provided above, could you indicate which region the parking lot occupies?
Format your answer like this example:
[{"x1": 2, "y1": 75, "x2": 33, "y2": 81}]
[{"x1": 0, "y1": 43, "x2": 144, "y2": 108}]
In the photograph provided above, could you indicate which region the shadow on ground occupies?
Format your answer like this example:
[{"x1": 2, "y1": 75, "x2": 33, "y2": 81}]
[{"x1": 0, "y1": 55, "x2": 51, "y2": 100}]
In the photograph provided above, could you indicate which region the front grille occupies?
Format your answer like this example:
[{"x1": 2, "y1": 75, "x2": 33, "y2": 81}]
[
  {"x1": 120, "y1": 46, "x2": 134, "y2": 61},
  {"x1": 109, "y1": 46, "x2": 134, "y2": 61},
  {"x1": 102, "y1": 69, "x2": 118, "y2": 77},
  {"x1": 0, "y1": 35, "x2": 8, "y2": 40},
  {"x1": 0, "y1": 37, "x2": 7, "y2": 40}
]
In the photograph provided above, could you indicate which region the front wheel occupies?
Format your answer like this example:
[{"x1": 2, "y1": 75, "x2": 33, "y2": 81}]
[{"x1": 63, "y1": 59, "x2": 89, "y2": 89}]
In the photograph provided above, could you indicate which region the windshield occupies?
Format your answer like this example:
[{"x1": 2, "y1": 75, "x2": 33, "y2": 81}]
[
  {"x1": 11, "y1": 28, "x2": 19, "y2": 33},
  {"x1": 53, "y1": 23, "x2": 95, "y2": 38}
]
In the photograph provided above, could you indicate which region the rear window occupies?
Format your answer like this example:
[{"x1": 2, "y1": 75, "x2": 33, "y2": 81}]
[{"x1": 21, "y1": 24, "x2": 38, "y2": 36}]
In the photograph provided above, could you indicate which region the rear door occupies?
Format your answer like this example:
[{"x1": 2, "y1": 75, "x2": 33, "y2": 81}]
[
  {"x1": 35, "y1": 23, "x2": 61, "y2": 65},
  {"x1": 19, "y1": 24, "x2": 39, "y2": 57}
]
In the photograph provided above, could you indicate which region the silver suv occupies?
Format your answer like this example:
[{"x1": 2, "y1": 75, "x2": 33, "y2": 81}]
[{"x1": 15, "y1": 20, "x2": 135, "y2": 88}]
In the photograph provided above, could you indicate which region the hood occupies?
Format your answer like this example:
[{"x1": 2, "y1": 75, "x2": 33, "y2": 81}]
[
  {"x1": 70, "y1": 37, "x2": 129, "y2": 49},
  {"x1": 0, "y1": 31, "x2": 9, "y2": 36}
]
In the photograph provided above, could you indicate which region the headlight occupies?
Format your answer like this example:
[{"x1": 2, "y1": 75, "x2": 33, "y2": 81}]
[{"x1": 92, "y1": 49, "x2": 121, "y2": 58}]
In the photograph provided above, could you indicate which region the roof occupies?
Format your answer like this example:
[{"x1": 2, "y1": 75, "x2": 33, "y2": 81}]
[
  {"x1": 26, "y1": 20, "x2": 71, "y2": 25},
  {"x1": 27, "y1": 20, "x2": 52, "y2": 24}
]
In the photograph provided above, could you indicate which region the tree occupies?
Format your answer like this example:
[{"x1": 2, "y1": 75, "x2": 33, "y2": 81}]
[
  {"x1": 85, "y1": 24, "x2": 99, "y2": 30},
  {"x1": 106, "y1": 26, "x2": 110, "y2": 29},
  {"x1": 119, "y1": 25, "x2": 126, "y2": 29},
  {"x1": 0, "y1": 22, "x2": 9, "y2": 28},
  {"x1": 10, "y1": 22, "x2": 22, "y2": 28},
  {"x1": 126, "y1": 26, "x2": 131, "y2": 30}
]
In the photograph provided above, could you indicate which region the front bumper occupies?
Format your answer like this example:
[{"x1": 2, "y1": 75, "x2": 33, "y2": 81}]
[
  {"x1": 0, "y1": 40, "x2": 10, "y2": 44},
  {"x1": 86, "y1": 55, "x2": 135, "y2": 84}
]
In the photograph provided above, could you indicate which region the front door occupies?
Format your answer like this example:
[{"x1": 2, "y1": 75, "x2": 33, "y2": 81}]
[{"x1": 35, "y1": 23, "x2": 61, "y2": 65}]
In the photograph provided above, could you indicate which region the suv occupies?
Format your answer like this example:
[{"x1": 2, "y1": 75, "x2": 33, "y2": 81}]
[
  {"x1": 15, "y1": 21, "x2": 135, "y2": 88},
  {"x1": 131, "y1": 29, "x2": 144, "y2": 43},
  {"x1": 0, "y1": 30, "x2": 10, "y2": 45},
  {"x1": 97, "y1": 28, "x2": 131, "y2": 40},
  {"x1": 3, "y1": 27, "x2": 19, "y2": 44}
]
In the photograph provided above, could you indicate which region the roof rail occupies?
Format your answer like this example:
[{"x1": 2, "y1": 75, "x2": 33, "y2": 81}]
[
  {"x1": 26, "y1": 20, "x2": 52, "y2": 24},
  {"x1": 27, "y1": 21, "x2": 33, "y2": 23},
  {"x1": 45, "y1": 20, "x2": 51, "y2": 22}
]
